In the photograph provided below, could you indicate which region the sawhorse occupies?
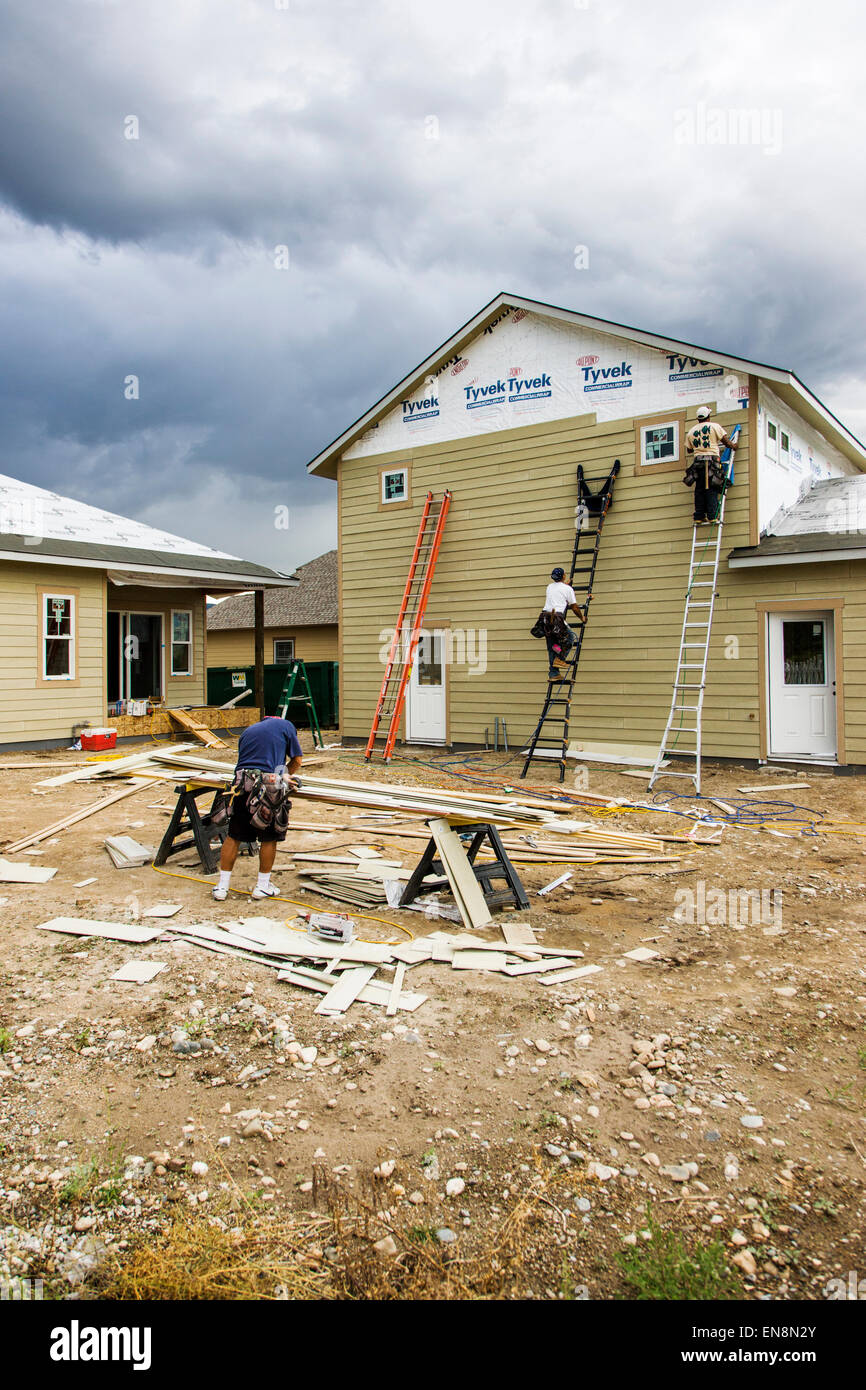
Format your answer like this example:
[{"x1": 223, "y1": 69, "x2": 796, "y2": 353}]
[
  {"x1": 399, "y1": 821, "x2": 530, "y2": 915},
  {"x1": 154, "y1": 782, "x2": 255, "y2": 874}
]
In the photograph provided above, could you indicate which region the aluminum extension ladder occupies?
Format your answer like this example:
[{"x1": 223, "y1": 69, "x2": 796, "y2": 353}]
[
  {"x1": 521, "y1": 459, "x2": 620, "y2": 782},
  {"x1": 365, "y1": 490, "x2": 452, "y2": 762},
  {"x1": 647, "y1": 427, "x2": 740, "y2": 794}
]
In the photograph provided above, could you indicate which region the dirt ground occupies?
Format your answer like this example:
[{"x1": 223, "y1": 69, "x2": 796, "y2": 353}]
[{"x1": 1, "y1": 734, "x2": 865, "y2": 1300}]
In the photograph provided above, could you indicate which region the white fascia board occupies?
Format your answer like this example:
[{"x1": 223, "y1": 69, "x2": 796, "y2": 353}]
[{"x1": 728, "y1": 548, "x2": 866, "y2": 568}]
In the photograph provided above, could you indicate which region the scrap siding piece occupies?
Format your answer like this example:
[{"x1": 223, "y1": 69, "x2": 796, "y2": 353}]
[
  {"x1": 0, "y1": 858, "x2": 57, "y2": 883},
  {"x1": 315, "y1": 966, "x2": 378, "y2": 1015},
  {"x1": 623, "y1": 946, "x2": 660, "y2": 962},
  {"x1": 538, "y1": 964, "x2": 604, "y2": 985},
  {"x1": 502, "y1": 956, "x2": 576, "y2": 977},
  {"x1": 451, "y1": 950, "x2": 508, "y2": 971},
  {"x1": 111, "y1": 961, "x2": 167, "y2": 983},
  {"x1": 386, "y1": 961, "x2": 406, "y2": 1016},
  {"x1": 429, "y1": 818, "x2": 493, "y2": 931},
  {"x1": 501, "y1": 921, "x2": 538, "y2": 947},
  {"x1": 36, "y1": 917, "x2": 165, "y2": 943}
]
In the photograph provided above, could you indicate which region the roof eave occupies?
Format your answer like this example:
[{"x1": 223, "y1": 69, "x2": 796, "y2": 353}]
[{"x1": 0, "y1": 546, "x2": 297, "y2": 588}]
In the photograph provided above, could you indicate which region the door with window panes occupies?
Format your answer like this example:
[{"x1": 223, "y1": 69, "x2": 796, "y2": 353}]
[
  {"x1": 767, "y1": 611, "x2": 836, "y2": 760},
  {"x1": 406, "y1": 630, "x2": 447, "y2": 744}
]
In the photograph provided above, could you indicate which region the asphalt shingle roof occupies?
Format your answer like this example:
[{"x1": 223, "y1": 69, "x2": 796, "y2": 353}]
[{"x1": 207, "y1": 550, "x2": 337, "y2": 630}]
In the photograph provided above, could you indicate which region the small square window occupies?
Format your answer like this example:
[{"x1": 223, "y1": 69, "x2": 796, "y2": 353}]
[
  {"x1": 273, "y1": 639, "x2": 295, "y2": 665},
  {"x1": 382, "y1": 468, "x2": 408, "y2": 504},
  {"x1": 641, "y1": 422, "x2": 679, "y2": 464}
]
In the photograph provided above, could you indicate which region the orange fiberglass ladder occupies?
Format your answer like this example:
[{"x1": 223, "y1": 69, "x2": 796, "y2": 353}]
[{"x1": 364, "y1": 490, "x2": 452, "y2": 763}]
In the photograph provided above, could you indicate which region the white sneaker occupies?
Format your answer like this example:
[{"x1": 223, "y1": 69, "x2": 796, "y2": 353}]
[
  {"x1": 251, "y1": 882, "x2": 280, "y2": 900},
  {"x1": 212, "y1": 885, "x2": 229, "y2": 901}
]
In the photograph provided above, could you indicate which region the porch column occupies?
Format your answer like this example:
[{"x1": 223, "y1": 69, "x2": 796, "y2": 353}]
[{"x1": 254, "y1": 588, "x2": 265, "y2": 717}]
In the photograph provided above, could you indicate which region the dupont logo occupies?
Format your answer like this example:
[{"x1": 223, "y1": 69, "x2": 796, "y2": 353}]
[
  {"x1": 576, "y1": 354, "x2": 599, "y2": 368},
  {"x1": 450, "y1": 358, "x2": 469, "y2": 376}
]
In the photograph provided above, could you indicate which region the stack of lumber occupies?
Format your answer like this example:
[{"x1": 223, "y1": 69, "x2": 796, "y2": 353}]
[{"x1": 104, "y1": 835, "x2": 154, "y2": 869}]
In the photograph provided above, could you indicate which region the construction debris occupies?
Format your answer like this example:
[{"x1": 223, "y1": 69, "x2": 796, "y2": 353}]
[
  {"x1": 110, "y1": 961, "x2": 168, "y2": 983},
  {"x1": 0, "y1": 857, "x2": 57, "y2": 883},
  {"x1": 104, "y1": 835, "x2": 154, "y2": 869},
  {"x1": 36, "y1": 917, "x2": 165, "y2": 944}
]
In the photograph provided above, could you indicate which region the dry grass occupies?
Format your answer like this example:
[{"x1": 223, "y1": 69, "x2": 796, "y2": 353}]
[{"x1": 90, "y1": 1164, "x2": 583, "y2": 1301}]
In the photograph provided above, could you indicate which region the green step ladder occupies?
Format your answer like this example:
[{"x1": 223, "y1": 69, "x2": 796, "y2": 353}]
[{"x1": 276, "y1": 659, "x2": 324, "y2": 748}]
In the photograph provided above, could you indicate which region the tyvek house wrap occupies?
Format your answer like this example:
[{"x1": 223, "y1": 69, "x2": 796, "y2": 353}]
[{"x1": 343, "y1": 307, "x2": 751, "y2": 460}]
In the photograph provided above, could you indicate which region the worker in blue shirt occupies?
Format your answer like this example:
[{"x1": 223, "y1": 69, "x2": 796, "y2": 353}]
[{"x1": 213, "y1": 716, "x2": 303, "y2": 901}]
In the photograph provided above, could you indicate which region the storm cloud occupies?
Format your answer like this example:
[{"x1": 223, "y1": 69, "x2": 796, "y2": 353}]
[{"x1": 0, "y1": 0, "x2": 863, "y2": 569}]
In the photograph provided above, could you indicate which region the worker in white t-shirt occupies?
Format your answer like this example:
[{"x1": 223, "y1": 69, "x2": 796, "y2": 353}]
[{"x1": 543, "y1": 566, "x2": 586, "y2": 680}]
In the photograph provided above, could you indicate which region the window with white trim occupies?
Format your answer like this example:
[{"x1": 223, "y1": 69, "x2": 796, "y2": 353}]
[
  {"x1": 273, "y1": 639, "x2": 295, "y2": 665},
  {"x1": 780, "y1": 429, "x2": 791, "y2": 467},
  {"x1": 639, "y1": 421, "x2": 680, "y2": 466},
  {"x1": 765, "y1": 417, "x2": 779, "y2": 461},
  {"x1": 43, "y1": 593, "x2": 75, "y2": 680},
  {"x1": 381, "y1": 467, "x2": 408, "y2": 504},
  {"x1": 170, "y1": 609, "x2": 193, "y2": 676}
]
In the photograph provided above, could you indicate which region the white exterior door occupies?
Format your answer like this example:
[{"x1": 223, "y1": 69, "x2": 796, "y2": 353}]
[
  {"x1": 767, "y1": 611, "x2": 836, "y2": 760},
  {"x1": 406, "y1": 630, "x2": 447, "y2": 744}
]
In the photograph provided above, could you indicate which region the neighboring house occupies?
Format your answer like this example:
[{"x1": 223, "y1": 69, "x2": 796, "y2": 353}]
[
  {"x1": 0, "y1": 472, "x2": 293, "y2": 750},
  {"x1": 307, "y1": 291, "x2": 866, "y2": 770},
  {"x1": 206, "y1": 550, "x2": 338, "y2": 667}
]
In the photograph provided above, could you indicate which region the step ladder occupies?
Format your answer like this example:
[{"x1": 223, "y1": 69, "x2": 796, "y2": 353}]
[
  {"x1": 521, "y1": 459, "x2": 620, "y2": 782},
  {"x1": 276, "y1": 659, "x2": 324, "y2": 748},
  {"x1": 647, "y1": 426, "x2": 740, "y2": 795},
  {"x1": 365, "y1": 490, "x2": 452, "y2": 762}
]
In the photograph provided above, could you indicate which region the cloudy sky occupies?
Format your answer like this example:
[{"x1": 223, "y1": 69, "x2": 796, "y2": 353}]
[{"x1": 1, "y1": 0, "x2": 863, "y2": 572}]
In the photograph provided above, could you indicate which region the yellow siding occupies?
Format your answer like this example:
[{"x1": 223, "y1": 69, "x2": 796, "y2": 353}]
[
  {"x1": 337, "y1": 407, "x2": 866, "y2": 765},
  {"x1": 0, "y1": 562, "x2": 105, "y2": 743},
  {"x1": 207, "y1": 625, "x2": 338, "y2": 667},
  {"x1": 105, "y1": 585, "x2": 207, "y2": 707}
]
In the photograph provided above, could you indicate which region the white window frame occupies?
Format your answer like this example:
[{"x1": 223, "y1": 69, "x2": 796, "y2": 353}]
[
  {"x1": 273, "y1": 638, "x2": 295, "y2": 665},
  {"x1": 170, "y1": 608, "x2": 193, "y2": 677},
  {"x1": 780, "y1": 428, "x2": 791, "y2": 468},
  {"x1": 381, "y1": 466, "x2": 409, "y2": 504},
  {"x1": 765, "y1": 417, "x2": 780, "y2": 462},
  {"x1": 42, "y1": 592, "x2": 75, "y2": 681},
  {"x1": 639, "y1": 420, "x2": 680, "y2": 467}
]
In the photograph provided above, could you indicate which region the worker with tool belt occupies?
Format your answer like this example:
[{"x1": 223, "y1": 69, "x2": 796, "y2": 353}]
[
  {"x1": 684, "y1": 405, "x2": 738, "y2": 523},
  {"x1": 212, "y1": 716, "x2": 303, "y2": 901},
  {"x1": 542, "y1": 567, "x2": 586, "y2": 681}
]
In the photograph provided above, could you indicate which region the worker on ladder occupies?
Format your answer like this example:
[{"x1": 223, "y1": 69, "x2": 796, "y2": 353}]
[
  {"x1": 684, "y1": 406, "x2": 738, "y2": 524},
  {"x1": 542, "y1": 566, "x2": 586, "y2": 680}
]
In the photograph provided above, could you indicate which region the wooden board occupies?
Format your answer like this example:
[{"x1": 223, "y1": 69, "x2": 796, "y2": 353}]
[
  {"x1": 386, "y1": 961, "x2": 406, "y2": 1016},
  {"x1": 167, "y1": 709, "x2": 229, "y2": 748},
  {"x1": 738, "y1": 782, "x2": 809, "y2": 794},
  {"x1": 4, "y1": 780, "x2": 151, "y2": 854}
]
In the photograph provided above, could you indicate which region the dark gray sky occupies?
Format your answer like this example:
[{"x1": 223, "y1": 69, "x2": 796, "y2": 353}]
[{"x1": 1, "y1": 0, "x2": 863, "y2": 571}]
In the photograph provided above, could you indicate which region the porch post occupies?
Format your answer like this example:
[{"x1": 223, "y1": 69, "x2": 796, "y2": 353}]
[{"x1": 254, "y1": 588, "x2": 265, "y2": 718}]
